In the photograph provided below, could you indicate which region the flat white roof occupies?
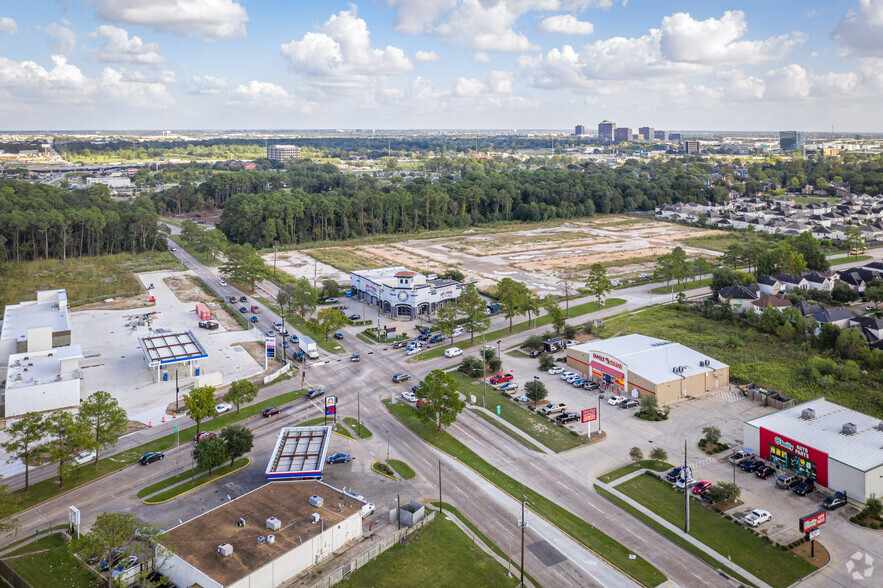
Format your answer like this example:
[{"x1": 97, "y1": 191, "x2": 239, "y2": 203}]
[
  {"x1": 351, "y1": 266, "x2": 427, "y2": 288},
  {"x1": 1, "y1": 289, "x2": 70, "y2": 343},
  {"x1": 6, "y1": 344, "x2": 82, "y2": 390},
  {"x1": 745, "y1": 398, "x2": 883, "y2": 472},
  {"x1": 138, "y1": 330, "x2": 207, "y2": 366},
  {"x1": 266, "y1": 426, "x2": 332, "y2": 479},
  {"x1": 569, "y1": 334, "x2": 727, "y2": 385}
]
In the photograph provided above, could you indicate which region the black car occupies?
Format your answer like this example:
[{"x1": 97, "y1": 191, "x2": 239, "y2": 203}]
[
  {"x1": 529, "y1": 350, "x2": 541, "y2": 357},
  {"x1": 239, "y1": 306, "x2": 248, "y2": 313},
  {"x1": 306, "y1": 388, "x2": 324, "y2": 400},
  {"x1": 139, "y1": 452, "x2": 164, "y2": 466},
  {"x1": 793, "y1": 478, "x2": 816, "y2": 496},
  {"x1": 556, "y1": 412, "x2": 579, "y2": 424},
  {"x1": 417, "y1": 333, "x2": 429, "y2": 341},
  {"x1": 429, "y1": 334, "x2": 444, "y2": 343},
  {"x1": 755, "y1": 466, "x2": 776, "y2": 479},
  {"x1": 665, "y1": 467, "x2": 683, "y2": 482},
  {"x1": 739, "y1": 459, "x2": 760, "y2": 472},
  {"x1": 823, "y1": 491, "x2": 848, "y2": 510}
]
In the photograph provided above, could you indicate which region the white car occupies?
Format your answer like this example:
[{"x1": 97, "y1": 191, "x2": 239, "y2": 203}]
[
  {"x1": 565, "y1": 340, "x2": 580, "y2": 348},
  {"x1": 452, "y1": 327, "x2": 463, "y2": 337},
  {"x1": 547, "y1": 366, "x2": 565, "y2": 375},
  {"x1": 744, "y1": 509, "x2": 772, "y2": 527},
  {"x1": 361, "y1": 502, "x2": 376, "y2": 517},
  {"x1": 219, "y1": 280, "x2": 227, "y2": 286},
  {"x1": 514, "y1": 395, "x2": 530, "y2": 403},
  {"x1": 74, "y1": 450, "x2": 96, "y2": 465},
  {"x1": 607, "y1": 395, "x2": 627, "y2": 406},
  {"x1": 675, "y1": 476, "x2": 697, "y2": 489},
  {"x1": 401, "y1": 391, "x2": 417, "y2": 402},
  {"x1": 560, "y1": 371, "x2": 576, "y2": 380},
  {"x1": 444, "y1": 347, "x2": 462, "y2": 358},
  {"x1": 406, "y1": 347, "x2": 421, "y2": 356},
  {"x1": 215, "y1": 403, "x2": 233, "y2": 414}
]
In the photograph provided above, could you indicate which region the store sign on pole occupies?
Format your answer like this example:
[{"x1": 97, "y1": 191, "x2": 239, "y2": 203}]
[
  {"x1": 581, "y1": 408, "x2": 597, "y2": 423},
  {"x1": 799, "y1": 509, "x2": 826, "y2": 533},
  {"x1": 69, "y1": 506, "x2": 80, "y2": 539},
  {"x1": 806, "y1": 528, "x2": 820, "y2": 540},
  {"x1": 325, "y1": 395, "x2": 337, "y2": 416},
  {"x1": 265, "y1": 337, "x2": 276, "y2": 358}
]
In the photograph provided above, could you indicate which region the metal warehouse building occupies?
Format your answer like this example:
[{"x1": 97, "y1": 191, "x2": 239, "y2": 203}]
[
  {"x1": 566, "y1": 334, "x2": 729, "y2": 405},
  {"x1": 744, "y1": 398, "x2": 883, "y2": 503}
]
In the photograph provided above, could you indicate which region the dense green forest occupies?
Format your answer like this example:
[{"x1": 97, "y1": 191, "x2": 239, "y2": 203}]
[{"x1": 0, "y1": 180, "x2": 164, "y2": 262}]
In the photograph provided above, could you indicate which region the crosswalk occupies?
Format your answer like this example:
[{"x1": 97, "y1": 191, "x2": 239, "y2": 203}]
[
  {"x1": 714, "y1": 388, "x2": 744, "y2": 403},
  {"x1": 688, "y1": 456, "x2": 717, "y2": 471}
]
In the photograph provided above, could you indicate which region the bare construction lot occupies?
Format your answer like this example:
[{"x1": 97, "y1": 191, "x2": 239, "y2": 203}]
[{"x1": 284, "y1": 216, "x2": 725, "y2": 295}]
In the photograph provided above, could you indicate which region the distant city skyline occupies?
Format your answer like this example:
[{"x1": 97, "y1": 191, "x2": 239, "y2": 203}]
[{"x1": 1, "y1": 1, "x2": 883, "y2": 131}]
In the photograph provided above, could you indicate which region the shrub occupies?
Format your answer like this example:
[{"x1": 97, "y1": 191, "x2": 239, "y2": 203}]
[
  {"x1": 872, "y1": 522, "x2": 880, "y2": 530},
  {"x1": 629, "y1": 447, "x2": 643, "y2": 462},
  {"x1": 523, "y1": 335, "x2": 543, "y2": 350},
  {"x1": 538, "y1": 353, "x2": 555, "y2": 371},
  {"x1": 563, "y1": 325, "x2": 578, "y2": 339},
  {"x1": 649, "y1": 447, "x2": 668, "y2": 462}
]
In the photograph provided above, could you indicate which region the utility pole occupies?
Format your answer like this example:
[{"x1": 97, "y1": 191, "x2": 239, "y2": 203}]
[
  {"x1": 175, "y1": 369, "x2": 179, "y2": 412},
  {"x1": 684, "y1": 439, "x2": 690, "y2": 534},
  {"x1": 357, "y1": 390, "x2": 361, "y2": 438},
  {"x1": 520, "y1": 485, "x2": 525, "y2": 588},
  {"x1": 438, "y1": 461, "x2": 442, "y2": 514},
  {"x1": 273, "y1": 246, "x2": 278, "y2": 278},
  {"x1": 397, "y1": 494, "x2": 401, "y2": 531}
]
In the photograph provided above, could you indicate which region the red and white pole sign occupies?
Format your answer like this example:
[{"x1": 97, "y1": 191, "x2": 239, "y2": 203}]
[{"x1": 581, "y1": 408, "x2": 597, "y2": 423}]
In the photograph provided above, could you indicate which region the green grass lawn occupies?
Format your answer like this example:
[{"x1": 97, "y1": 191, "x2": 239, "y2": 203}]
[
  {"x1": 469, "y1": 409, "x2": 544, "y2": 452},
  {"x1": 303, "y1": 247, "x2": 385, "y2": 274},
  {"x1": 0, "y1": 251, "x2": 184, "y2": 311},
  {"x1": 5, "y1": 534, "x2": 101, "y2": 588},
  {"x1": 388, "y1": 459, "x2": 416, "y2": 480},
  {"x1": 418, "y1": 298, "x2": 625, "y2": 360},
  {"x1": 10, "y1": 389, "x2": 304, "y2": 514},
  {"x1": 617, "y1": 474, "x2": 816, "y2": 588},
  {"x1": 829, "y1": 254, "x2": 872, "y2": 265},
  {"x1": 600, "y1": 305, "x2": 883, "y2": 417},
  {"x1": 341, "y1": 517, "x2": 517, "y2": 587},
  {"x1": 384, "y1": 400, "x2": 666, "y2": 587},
  {"x1": 450, "y1": 372, "x2": 582, "y2": 453},
  {"x1": 343, "y1": 417, "x2": 373, "y2": 438},
  {"x1": 598, "y1": 460, "x2": 673, "y2": 483},
  {"x1": 143, "y1": 458, "x2": 250, "y2": 503},
  {"x1": 650, "y1": 277, "x2": 713, "y2": 294}
]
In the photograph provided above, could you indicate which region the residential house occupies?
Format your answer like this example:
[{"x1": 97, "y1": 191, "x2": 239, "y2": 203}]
[
  {"x1": 850, "y1": 316, "x2": 883, "y2": 348},
  {"x1": 794, "y1": 301, "x2": 823, "y2": 317},
  {"x1": 757, "y1": 276, "x2": 784, "y2": 295},
  {"x1": 717, "y1": 284, "x2": 760, "y2": 312},
  {"x1": 838, "y1": 270, "x2": 868, "y2": 293},
  {"x1": 810, "y1": 308, "x2": 856, "y2": 330},
  {"x1": 802, "y1": 271, "x2": 835, "y2": 292},
  {"x1": 751, "y1": 295, "x2": 793, "y2": 313},
  {"x1": 772, "y1": 274, "x2": 809, "y2": 292}
]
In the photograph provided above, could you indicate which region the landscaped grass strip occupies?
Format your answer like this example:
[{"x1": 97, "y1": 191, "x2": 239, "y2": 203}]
[
  {"x1": 143, "y1": 458, "x2": 250, "y2": 504},
  {"x1": 384, "y1": 400, "x2": 666, "y2": 588},
  {"x1": 343, "y1": 417, "x2": 373, "y2": 438},
  {"x1": 388, "y1": 459, "x2": 416, "y2": 480},
  {"x1": 469, "y1": 409, "x2": 544, "y2": 453}
]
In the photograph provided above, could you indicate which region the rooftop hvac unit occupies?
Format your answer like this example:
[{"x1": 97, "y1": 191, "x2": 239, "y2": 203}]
[
  {"x1": 801, "y1": 408, "x2": 816, "y2": 420},
  {"x1": 877, "y1": 422, "x2": 883, "y2": 432},
  {"x1": 842, "y1": 423, "x2": 858, "y2": 435},
  {"x1": 266, "y1": 517, "x2": 281, "y2": 531},
  {"x1": 672, "y1": 367, "x2": 677, "y2": 374},
  {"x1": 236, "y1": 518, "x2": 246, "y2": 527},
  {"x1": 309, "y1": 495, "x2": 324, "y2": 508},
  {"x1": 267, "y1": 535, "x2": 275, "y2": 544},
  {"x1": 311, "y1": 513, "x2": 320, "y2": 524},
  {"x1": 218, "y1": 544, "x2": 233, "y2": 557},
  {"x1": 257, "y1": 536, "x2": 265, "y2": 545}
]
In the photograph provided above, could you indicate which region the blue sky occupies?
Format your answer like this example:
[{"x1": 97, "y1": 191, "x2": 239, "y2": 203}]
[{"x1": 1, "y1": 0, "x2": 881, "y2": 131}]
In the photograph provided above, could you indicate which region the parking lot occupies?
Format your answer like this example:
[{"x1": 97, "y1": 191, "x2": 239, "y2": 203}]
[{"x1": 72, "y1": 270, "x2": 265, "y2": 425}]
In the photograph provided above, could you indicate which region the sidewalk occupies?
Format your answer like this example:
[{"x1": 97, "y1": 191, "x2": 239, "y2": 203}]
[
  {"x1": 595, "y1": 469, "x2": 772, "y2": 588},
  {"x1": 469, "y1": 406, "x2": 554, "y2": 454}
]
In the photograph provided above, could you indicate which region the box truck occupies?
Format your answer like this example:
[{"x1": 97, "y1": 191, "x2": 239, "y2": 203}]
[{"x1": 298, "y1": 335, "x2": 319, "y2": 359}]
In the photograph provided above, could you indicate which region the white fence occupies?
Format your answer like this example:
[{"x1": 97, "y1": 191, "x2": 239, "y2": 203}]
[
  {"x1": 263, "y1": 362, "x2": 291, "y2": 385},
  {"x1": 307, "y1": 511, "x2": 436, "y2": 588}
]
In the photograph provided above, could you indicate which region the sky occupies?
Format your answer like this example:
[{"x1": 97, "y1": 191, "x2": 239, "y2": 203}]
[{"x1": 1, "y1": 0, "x2": 883, "y2": 131}]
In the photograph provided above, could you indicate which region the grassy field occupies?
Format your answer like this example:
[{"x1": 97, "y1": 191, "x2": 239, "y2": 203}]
[
  {"x1": 343, "y1": 417, "x2": 373, "y2": 438},
  {"x1": 650, "y1": 277, "x2": 713, "y2": 294},
  {"x1": 418, "y1": 298, "x2": 625, "y2": 360},
  {"x1": 5, "y1": 534, "x2": 101, "y2": 588},
  {"x1": 303, "y1": 248, "x2": 385, "y2": 273},
  {"x1": 143, "y1": 458, "x2": 250, "y2": 503},
  {"x1": 600, "y1": 305, "x2": 883, "y2": 416},
  {"x1": 829, "y1": 254, "x2": 872, "y2": 265},
  {"x1": 450, "y1": 372, "x2": 582, "y2": 452},
  {"x1": 681, "y1": 231, "x2": 773, "y2": 253},
  {"x1": 388, "y1": 459, "x2": 416, "y2": 480},
  {"x1": 0, "y1": 251, "x2": 184, "y2": 311},
  {"x1": 617, "y1": 474, "x2": 816, "y2": 587},
  {"x1": 341, "y1": 517, "x2": 517, "y2": 587},
  {"x1": 9, "y1": 389, "x2": 304, "y2": 514},
  {"x1": 598, "y1": 460, "x2": 673, "y2": 483},
  {"x1": 384, "y1": 400, "x2": 666, "y2": 587}
]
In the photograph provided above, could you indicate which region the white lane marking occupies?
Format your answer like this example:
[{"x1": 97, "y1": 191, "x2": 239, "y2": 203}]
[
  {"x1": 495, "y1": 520, "x2": 513, "y2": 536},
  {"x1": 626, "y1": 528, "x2": 645, "y2": 542},
  {"x1": 454, "y1": 425, "x2": 481, "y2": 444},
  {"x1": 691, "y1": 572, "x2": 704, "y2": 581},
  {"x1": 587, "y1": 502, "x2": 604, "y2": 513},
  {"x1": 455, "y1": 486, "x2": 468, "y2": 497},
  {"x1": 556, "y1": 480, "x2": 572, "y2": 492},
  {"x1": 529, "y1": 462, "x2": 543, "y2": 471},
  {"x1": 400, "y1": 440, "x2": 412, "y2": 449},
  {"x1": 553, "y1": 569, "x2": 574, "y2": 587}
]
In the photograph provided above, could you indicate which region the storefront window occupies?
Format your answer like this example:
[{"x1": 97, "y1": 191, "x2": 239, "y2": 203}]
[{"x1": 769, "y1": 444, "x2": 816, "y2": 479}]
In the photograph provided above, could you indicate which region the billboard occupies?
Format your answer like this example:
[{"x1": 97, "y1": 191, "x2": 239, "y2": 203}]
[
  {"x1": 799, "y1": 509, "x2": 827, "y2": 533},
  {"x1": 581, "y1": 408, "x2": 597, "y2": 423}
]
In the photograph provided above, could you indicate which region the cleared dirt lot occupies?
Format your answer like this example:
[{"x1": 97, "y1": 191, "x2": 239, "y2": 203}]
[
  {"x1": 285, "y1": 216, "x2": 726, "y2": 294},
  {"x1": 163, "y1": 274, "x2": 241, "y2": 330}
]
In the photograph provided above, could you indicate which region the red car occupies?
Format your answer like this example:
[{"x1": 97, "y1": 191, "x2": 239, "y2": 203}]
[
  {"x1": 194, "y1": 431, "x2": 216, "y2": 443},
  {"x1": 490, "y1": 373, "x2": 513, "y2": 384},
  {"x1": 262, "y1": 407, "x2": 281, "y2": 417},
  {"x1": 692, "y1": 481, "x2": 713, "y2": 495}
]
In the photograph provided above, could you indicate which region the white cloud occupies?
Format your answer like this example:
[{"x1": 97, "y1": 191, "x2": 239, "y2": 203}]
[
  {"x1": 190, "y1": 74, "x2": 227, "y2": 95},
  {"x1": 539, "y1": 14, "x2": 594, "y2": 35},
  {"x1": 0, "y1": 17, "x2": 19, "y2": 35},
  {"x1": 660, "y1": 11, "x2": 804, "y2": 65},
  {"x1": 280, "y1": 8, "x2": 412, "y2": 92},
  {"x1": 92, "y1": 25, "x2": 165, "y2": 65},
  {"x1": 832, "y1": 0, "x2": 883, "y2": 58},
  {"x1": 0, "y1": 55, "x2": 95, "y2": 102},
  {"x1": 666, "y1": 83, "x2": 723, "y2": 110},
  {"x1": 473, "y1": 51, "x2": 491, "y2": 63},
  {"x1": 433, "y1": 0, "x2": 542, "y2": 54},
  {"x1": 39, "y1": 22, "x2": 77, "y2": 56},
  {"x1": 228, "y1": 81, "x2": 315, "y2": 113},
  {"x1": 93, "y1": 0, "x2": 248, "y2": 39},
  {"x1": 454, "y1": 70, "x2": 514, "y2": 96},
  {"x1": 98, "y1": 67, "x2": 175, "y2": 107},
  {"x1": 414, "y1": 50, "x2": 439, "y2": 63},
  {"x1": 387, "y1": 0, "x2": 458, "y2": 34},
  {"x1": 717, "y1": 69, "x2": 765, "y2": 101}
]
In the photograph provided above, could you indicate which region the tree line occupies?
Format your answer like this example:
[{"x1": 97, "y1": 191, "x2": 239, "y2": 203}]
[{"x1": 0, "y1": 180, "x2": 165, "y2": 263}]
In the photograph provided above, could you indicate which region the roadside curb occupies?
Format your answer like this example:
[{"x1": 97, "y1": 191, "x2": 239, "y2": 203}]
[
  {"x1": 370, "y1": 462, "x2": 399, "y2": 481},
  {"x1": 143, "y1": 458, "x2": 251, "y2": 505}
]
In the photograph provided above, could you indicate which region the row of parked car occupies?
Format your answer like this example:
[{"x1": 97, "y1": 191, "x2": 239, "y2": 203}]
[
  {"x1": 730, "y1": 450, "x2": 823, "y2": 499},
  {"x1": 546, "y1": 367, "x2": 604, "y2": 393}
]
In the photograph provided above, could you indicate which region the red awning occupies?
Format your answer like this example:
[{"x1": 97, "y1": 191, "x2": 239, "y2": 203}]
[{"x1": 590, "y1": 361, "x2": 623, "y2": 380}]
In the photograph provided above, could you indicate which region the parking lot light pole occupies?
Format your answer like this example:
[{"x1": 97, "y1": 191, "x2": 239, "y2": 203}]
[
  {"x1": 386, "y1": 428, "x2": 390, "y2": 464},
  {"x1": 497, "y1": 340, "x2": 502, "y2": 365}
]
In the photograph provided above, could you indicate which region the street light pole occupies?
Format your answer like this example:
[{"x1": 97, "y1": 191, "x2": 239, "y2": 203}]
[
  {"x1": 273, "y1": 246, "x2": 278, "y2": 278},
  {"x1": 386, "y1": 428, "x2": 390, "y2": 464}
]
